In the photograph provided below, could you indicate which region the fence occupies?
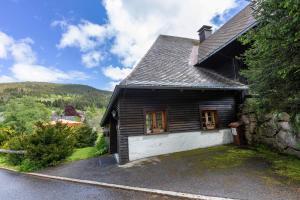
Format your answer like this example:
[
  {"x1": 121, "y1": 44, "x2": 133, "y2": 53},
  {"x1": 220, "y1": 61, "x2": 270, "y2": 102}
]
[{"x1": 0, "y1": 149, "x2": 26, "y2": 154}]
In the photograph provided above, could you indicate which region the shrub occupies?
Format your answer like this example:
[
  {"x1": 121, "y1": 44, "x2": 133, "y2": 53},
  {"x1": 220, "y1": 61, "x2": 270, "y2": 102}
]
[
  {"x1": 19, "y1": 159, "x2": 39, "y2": 172},
  {"x1": 73, "y1": 124, "x2": 97, "y2": 148},
  {"x1": 0, "y1": 126, "x2": 16, "y2": 147},
  {"x1": 95, "y1": 133, "x2": 108, "y2": 156},
  {"x1": 25, "y1": 122, "x2": 75, "y2": 168},
  {"x1": 3, "y1": 135, "x2": 26, "y2": 165}
]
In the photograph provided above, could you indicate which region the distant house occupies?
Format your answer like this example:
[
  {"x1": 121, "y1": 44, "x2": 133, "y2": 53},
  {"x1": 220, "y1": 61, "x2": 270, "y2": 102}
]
[
  {"x1": 64, "y1": 105, "x2": 80, "y2": 117},
  {"x1": 101, "y1": 5, "x2": 256, "y2": 164},
  {"x1": 50, "y1": 119, "x2": 82, "y2": 127},
  {"x1": 51, "y1": 105, "x2": 85, "y2": 123}
]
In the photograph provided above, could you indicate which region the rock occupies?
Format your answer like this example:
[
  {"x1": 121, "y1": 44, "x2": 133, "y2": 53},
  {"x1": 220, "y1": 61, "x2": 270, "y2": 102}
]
[
  {"x1": 265, "y1": 118, "x2": 279, "y2": 132},
  {"x1": 277, "y1": 112, "x2": 290, "y2": 122},
  {"x1": 248, "y1": 120, "x2": 257, "y2": 134},
  {"x1": 249, "y1": 114, "x2": 257, "y2": 122},
  {"x1": 275, "y1": 140, "x2": 288, "y2": 150},
  {"x1": 245, "y1": 130, "x2": 257, "y2": 145},
  {"x1": 258, "y1": 125, "x2": 276, "y2": 137},
  {"x1": 276, "y1": 130, "x2": 297, "y2": 148},
  {"x1": 278, "y1": 121, "x2": 291, "y2": 131},
  {"x1": 238, "y1": 110, "x2": 300, "y2": 158},
  {"x1": 261, "y1": 137, "x2": 276, "y2": 147},
  {"x1": 263, "y1": 113, "x2": 274, "y2": 121},
  {"x1": 284, "y1": 148, "x2": 300, "y2": 159},
  {"x1": 241, "y1": 115, "x2": 250, "y2": 125}
]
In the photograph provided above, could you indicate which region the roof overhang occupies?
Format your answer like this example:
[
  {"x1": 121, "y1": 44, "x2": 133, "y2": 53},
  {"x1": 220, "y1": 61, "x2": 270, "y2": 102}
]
[
  {"x1": 100, "y1": 85, "x2": 121, "y2": 126},
  {"x1": 197, "y1": 21, "x2": 258, "y2": 65}
]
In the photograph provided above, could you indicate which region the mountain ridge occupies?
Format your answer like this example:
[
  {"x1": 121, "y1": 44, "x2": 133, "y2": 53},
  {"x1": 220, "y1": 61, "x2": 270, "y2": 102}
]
[{"x1": 0, "y1": 82, "x2": 111, "y2": 110}]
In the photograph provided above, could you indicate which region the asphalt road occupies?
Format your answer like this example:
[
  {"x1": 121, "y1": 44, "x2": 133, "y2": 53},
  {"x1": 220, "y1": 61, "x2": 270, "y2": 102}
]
[
  {"x1": 0, "y1": 169, "x2": 181, "y2": 200},
  {"x1": 40, "y1": 154, "x2": 300, "y2": 200}
]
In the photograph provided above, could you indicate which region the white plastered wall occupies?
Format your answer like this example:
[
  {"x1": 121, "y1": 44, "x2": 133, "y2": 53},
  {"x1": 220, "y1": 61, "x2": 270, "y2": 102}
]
[{"x1": 128, "y1": 129, "x2": 233, "y2": 161}]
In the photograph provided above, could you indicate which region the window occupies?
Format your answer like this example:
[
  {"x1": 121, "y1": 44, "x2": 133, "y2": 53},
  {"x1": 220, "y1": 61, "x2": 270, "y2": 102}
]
[
  {"x1": 145, "y1": 111, "x2": 167, "y2": 134},
  {"x1": 201, "y1": 110, "x2": 218, "y2": 130}
]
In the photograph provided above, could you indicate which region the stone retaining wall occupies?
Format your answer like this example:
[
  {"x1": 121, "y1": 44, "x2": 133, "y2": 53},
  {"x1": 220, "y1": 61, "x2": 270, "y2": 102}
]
[{"x1": 239, "y1": 107, "x2": 300, "y2": 158}]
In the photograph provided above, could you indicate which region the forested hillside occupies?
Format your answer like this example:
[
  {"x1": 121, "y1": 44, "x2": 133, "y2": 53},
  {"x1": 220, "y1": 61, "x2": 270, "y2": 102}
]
[{"x1": 0, "y1": 82, "x2": 111, "y2": 110}]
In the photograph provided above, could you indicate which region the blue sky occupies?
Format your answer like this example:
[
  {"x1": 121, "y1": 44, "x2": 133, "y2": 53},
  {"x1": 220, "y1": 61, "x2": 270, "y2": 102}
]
[{"x1": 0, "y1": 0, "x2": 248, "y2": 90}]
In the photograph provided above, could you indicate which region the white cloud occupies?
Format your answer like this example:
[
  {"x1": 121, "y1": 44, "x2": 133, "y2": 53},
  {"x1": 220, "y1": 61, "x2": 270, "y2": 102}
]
[
  {"x1": 51, "y1": 20, "x2": 68, "y2": 28},
  {"x1": 55, "y1": 20, "x2": 111, "y2": 52},
  {"x1": 53, "y1": 0, "x2": 243, "y2": 87},
  {"x1": 105, "y1": 81, "x2": 119, "y2": 91},
  {"x1": 54, "y1": 20, "x2": 111, "y2": 68},
  {"x1": 0, "y1": 31, "x2": 89, "y2": 83},
  {"x1": 11, "y1": 63, "x2": 88, "y2": 82},
  {"x1": 103, "y1": 0, "x2": 239, "y2": 66},
  {"x1": 0, "y1": 32, "x2": 13, "y2": 59},
  {"x1": 81, "y1": 51, "x2": 102, "y2": 68},
  {"x1": 0, "y1": 75, "x2": 15, "y2": 83},
  {"x1": 10, "y1": 39, "x2": 36, "y2": 64},
  {"x1": 102, "y1": 65, "x2": 132, "y2": 81}
]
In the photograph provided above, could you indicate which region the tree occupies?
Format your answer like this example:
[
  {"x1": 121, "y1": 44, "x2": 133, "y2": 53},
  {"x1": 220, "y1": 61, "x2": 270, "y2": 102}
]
[
  {"x1": 240, "y1": 0, "x2": 300, "y2": 115},
  {"x1": 24, "y1": 122, "x2": 75, "y2": 169},
  {"x1": 85, "y1": 106, "x2": 105, "y2": 132},
  {"x1": 2, "y1": 97, "x2": 51, "y2": 134},
  {"x1": 73, "y1": 124, "x2": 97, "y2": 148},
  {"x1": 64, "y1": 105, "x2": 79, "y2": 116}
]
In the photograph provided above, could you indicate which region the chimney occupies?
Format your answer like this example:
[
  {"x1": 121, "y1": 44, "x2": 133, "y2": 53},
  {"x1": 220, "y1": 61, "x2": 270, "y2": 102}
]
[{"x1": 197, "y1": 25, "x2": 212, "y2": 43}]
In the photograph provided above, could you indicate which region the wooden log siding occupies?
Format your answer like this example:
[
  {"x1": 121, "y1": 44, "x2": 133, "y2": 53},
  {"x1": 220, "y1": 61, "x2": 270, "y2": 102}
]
[{"x1": 116, "y1": 89, "x2": 241, "y2": 164}]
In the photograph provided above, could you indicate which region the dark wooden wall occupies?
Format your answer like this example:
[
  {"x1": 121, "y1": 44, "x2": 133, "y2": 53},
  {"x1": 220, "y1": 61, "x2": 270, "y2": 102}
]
[
  {"x1": 115, "y1": 89, "x2": 242, "y2": 164},
  {"x1": 198, "y1": 40, "x2": 248, "y2": 84}
]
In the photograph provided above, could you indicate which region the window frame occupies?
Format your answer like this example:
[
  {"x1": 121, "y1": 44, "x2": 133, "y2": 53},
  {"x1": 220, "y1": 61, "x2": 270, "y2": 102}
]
[
  {"x1": 199, "y1": 108, "x2": 219, "y2": 130},
  {"x1": 144, "y1": 108, "x2": 168, "y2": 134}
]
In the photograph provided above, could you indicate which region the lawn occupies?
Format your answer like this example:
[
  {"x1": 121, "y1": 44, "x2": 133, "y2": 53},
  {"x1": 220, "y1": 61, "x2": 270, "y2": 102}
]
[
  {"x1": 0, "y1": 154, "x2": 19, "y2": 171},
  {"x1": 171, "y1": 145, "x2": 300, "y2": 183},
  {"x1": 66, "y1": 146, "x2": 99, "y2": 162},
  {"x1": 0, "y1": 146, "x2": 100, "y2": 171},
  {"x1": 1, "y1": 145, "x2": 299, "y2": 183}
]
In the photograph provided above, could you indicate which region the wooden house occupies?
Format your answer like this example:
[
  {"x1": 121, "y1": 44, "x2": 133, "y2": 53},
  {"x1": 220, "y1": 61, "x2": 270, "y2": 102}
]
[{"x1": 101, "y1": 5, "x2": 256, "y2": 164}]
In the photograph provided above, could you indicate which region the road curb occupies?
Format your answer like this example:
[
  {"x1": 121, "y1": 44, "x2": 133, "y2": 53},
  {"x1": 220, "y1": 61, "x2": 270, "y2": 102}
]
[
  {"x1": 0, "y1": 167, "x2": 238, "y2": 200},
  {"x1": 0, "y1": 166, "x2": 18, "y2": 172}
]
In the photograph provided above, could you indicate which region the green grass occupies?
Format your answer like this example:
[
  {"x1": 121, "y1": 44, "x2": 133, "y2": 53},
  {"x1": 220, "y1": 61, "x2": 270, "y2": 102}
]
[
  {"x1": 255, "y1": 145, "x2": 300, "y2": 182},
  {"x1": 66, "y1": 147, "x2": 98, "y2": 162},
  {"x1": 0, "y1": 154, "x2": 19, "y2": 171},
  {"x1": 202, "y1": 146, "x2": 257, "y2": 169},
  {"x1": 0, "y1": 146, "x2": 101, "y2": 171},
  {"x1": 199, "y1": 145, "x2": 300, "y2": 182},
  {"x1": 169, "y1": 144, "x2": 300, "y2": 183}
]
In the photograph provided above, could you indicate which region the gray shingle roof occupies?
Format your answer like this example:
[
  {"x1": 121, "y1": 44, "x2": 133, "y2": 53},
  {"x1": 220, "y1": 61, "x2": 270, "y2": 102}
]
[
  {"x1": 101, "y1": 5, "x2": 254, "y2": 126},
  {"x1": 120, "y1": 35, "x2": 247, "y2": 90},
  {"x1": 198, "y1": 4, "x2": 256, "y2": 64}
]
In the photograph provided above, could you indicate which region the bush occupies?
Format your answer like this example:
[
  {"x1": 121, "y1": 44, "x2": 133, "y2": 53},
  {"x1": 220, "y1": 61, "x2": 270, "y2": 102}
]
[
  {"x1": 3, "y1": 135, "x2": 26, "y2": 165},
  {"x1": 95, "y1": 133, "x2": 108, "y2": 155},
  {"x1": 0, "y1": 126, "x2": 16, "y2": 147},
  {"x1": 73, "y1": 124, "x2": 97, "y2": 148},
  {"x1": 25, "y1": 122, "x2": 75, "y2": 169},
  {"x1": 19, "y1": 159, "x2": 39, "y2": 172}
]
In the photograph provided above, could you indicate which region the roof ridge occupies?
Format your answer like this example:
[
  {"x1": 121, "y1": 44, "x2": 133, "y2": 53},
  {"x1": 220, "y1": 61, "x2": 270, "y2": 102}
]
[
  {"x1": 197, "y1": 3, "x2": 256, "y2": 64},
  {"x1": 159, "y1": 34, "x2": 199, "y2": 43},
  {"x1": 209, "y1": 3, "x2": 251, "y2": 39},
  {"x1": 121, "y1": 34, "x2": 199, "y2": 85}
]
